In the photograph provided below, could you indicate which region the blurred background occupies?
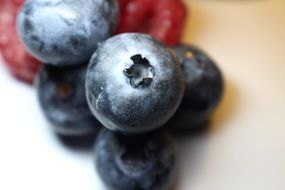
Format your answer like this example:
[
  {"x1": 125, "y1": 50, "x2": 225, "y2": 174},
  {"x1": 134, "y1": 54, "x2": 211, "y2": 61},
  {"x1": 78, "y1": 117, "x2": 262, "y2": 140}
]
[{"x1": 0, "y1": 0, "x2": 285, "y2": 189}]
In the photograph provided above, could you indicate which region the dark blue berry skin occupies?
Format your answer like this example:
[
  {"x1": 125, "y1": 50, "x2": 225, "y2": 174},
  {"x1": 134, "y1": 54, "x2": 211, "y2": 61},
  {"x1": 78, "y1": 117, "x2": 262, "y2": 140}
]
[
  {"x1": 94, "y1": 129, "x2": 177, "y2": 190},
  {"x1": 86, "y1": 33, "x2": 185, "y2": 134},
  {"x1": 167, "y1": 45, "x2": 224, "y2": 132},
  {"x1": 37, "y1": 64, "x2": 102, "y2": 136},
  {"x1": 17, "y1": 0, "x2": 118, "y2": 66}
]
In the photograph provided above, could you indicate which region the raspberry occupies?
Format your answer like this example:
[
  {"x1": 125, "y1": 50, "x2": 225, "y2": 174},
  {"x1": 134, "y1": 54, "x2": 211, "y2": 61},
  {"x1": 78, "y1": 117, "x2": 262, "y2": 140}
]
[
  {"x1": 1, "y1": 35, "x2": 41, "y2": 84},
  {"x1": 0, "y1": 0, "x2": 41, "y2": 84},
  {"x1": 148, "y1": 0, "x2": 187, "y2": 45},
  {"x1": 11, "y1": 0, "x2": 24, "y2": 9},
  {"x1": 116, "y1": 0, "x2": 156, "y2": 33},
  {"x1": 115, "y1": 0, "x2": 188, "y2": 45}
]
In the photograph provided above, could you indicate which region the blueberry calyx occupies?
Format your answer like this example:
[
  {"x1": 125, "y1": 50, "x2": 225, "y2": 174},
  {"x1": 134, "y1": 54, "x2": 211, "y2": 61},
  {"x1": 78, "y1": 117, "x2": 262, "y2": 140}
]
[
  {"x1": 57, "y1": 83, "x2": 72, "y2": 100},
  {"x1": 123, "y1": 54, "x2": 155, "y2": 88}
]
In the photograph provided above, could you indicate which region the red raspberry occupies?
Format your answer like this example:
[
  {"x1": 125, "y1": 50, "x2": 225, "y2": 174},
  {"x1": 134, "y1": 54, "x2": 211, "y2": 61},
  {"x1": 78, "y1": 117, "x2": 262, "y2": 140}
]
[
  {"x1": 1, "y1": 33, "x2": 41, "y2": 84},
  {"x1": 11, "y1": 0, "x2": 24, "y2": 9},
  {"x1": 0, "y1": 0, "x2": 42, "y2": 84},
  {"x1": 148, "y1": 0, "x2": 187, "y2": 45},
  {"x1": 116, "y1": 0, "x2": 157, "y2": 33},
  {"x1": 115, "y1": 0, "x2": 188, "y2": 45}
]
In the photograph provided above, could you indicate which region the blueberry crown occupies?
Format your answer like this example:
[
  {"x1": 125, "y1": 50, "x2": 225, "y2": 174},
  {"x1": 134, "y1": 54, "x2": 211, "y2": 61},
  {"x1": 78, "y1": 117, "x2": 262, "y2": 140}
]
[{"x1": 123, "y1": 54, "x2": 155, "y2": 88}]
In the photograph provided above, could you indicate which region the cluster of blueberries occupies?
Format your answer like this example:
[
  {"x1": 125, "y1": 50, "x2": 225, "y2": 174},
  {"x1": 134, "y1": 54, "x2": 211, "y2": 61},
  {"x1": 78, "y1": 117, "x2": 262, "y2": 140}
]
[{"x1": 16, "y1": 0, "x2": 224, "y2": 189}]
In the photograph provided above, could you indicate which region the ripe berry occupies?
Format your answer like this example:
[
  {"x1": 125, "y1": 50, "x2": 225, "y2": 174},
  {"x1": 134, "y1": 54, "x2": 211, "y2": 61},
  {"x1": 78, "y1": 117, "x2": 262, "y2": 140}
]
[
  {"x1": 0, "y1": 0, "x2": 41, "y2": 84},
  {"x1": 37, "y1": 64, "x2": 102, "y2": 136},
  {"x1": 115, "y1": 0, "x2": 187, "y2": 45},
  {"x1": 86, "y1": 33, "x2": 185, "y2": 134},
  {"x1": 148, "y1": 0, "x2": 188, "y2": 45},
  {"x1": 17, "y1": 0, "x2": 119, "y2": 66},
  {"x1": 86, "y1": 33, "x2": 184, "y2": 133},
  {"x1": 94, "y1": 129, "x2": 177, "y2": 190},
  {"x1": 168, "y1": 45, "x2": 224, "y2": 131},
  {"x1": 115, "y1": 0, "x2": 156, "y2": 33}
]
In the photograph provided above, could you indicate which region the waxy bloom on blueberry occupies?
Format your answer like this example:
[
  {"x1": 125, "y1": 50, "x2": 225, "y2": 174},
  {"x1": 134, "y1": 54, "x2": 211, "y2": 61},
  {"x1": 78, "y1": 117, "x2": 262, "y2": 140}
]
[
  {"x1": 17, "y1": 0, "x2": 118, "y2": 66},
  {"x1": 94, "y1": 129, "x2": 177, "y2": 190},
  {"x1": 86, "y1": 33, "x2": 185, "y2": 134},
  {"x1": 37, "y1": 64, "x2": 102, "y2": 136},
  {"x1": 168, "y1": 45, "x2": 224, "y2": 132}
]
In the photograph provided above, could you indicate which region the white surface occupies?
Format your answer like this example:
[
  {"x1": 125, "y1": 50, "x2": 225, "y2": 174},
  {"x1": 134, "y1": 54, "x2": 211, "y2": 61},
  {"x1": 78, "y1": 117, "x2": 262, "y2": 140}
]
[{"x1": 0, "y1": 0, "x2": 285, "y2": 190}]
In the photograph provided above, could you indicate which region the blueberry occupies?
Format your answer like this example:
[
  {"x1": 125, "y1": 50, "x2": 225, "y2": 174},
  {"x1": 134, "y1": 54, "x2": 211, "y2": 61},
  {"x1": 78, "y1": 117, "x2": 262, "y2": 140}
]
[
  {"x1": 86, "y1": 33, "x2": 185, "y2": 134},
  {"x1": 94, "y1": 129, "x2": 177, "y2": 190},
  {"x1": 17, "y1": 0, "x2": 118, "y2": 66},
  {"x1": 167, "y1": 45, "x2": 224, "y2": 132},
  {"x1": 37, "y1": 64, "x2": 102, "y2": 136}
]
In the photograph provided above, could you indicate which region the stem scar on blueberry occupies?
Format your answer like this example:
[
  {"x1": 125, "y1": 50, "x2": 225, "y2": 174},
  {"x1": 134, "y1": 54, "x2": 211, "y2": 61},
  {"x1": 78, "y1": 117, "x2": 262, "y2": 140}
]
[
  {"x1": 185, "y1": 51, "x2": 194, "y2": 59},
  {"x1": 184, "y1": 50, "x2": 205, "y2": 68},
  {"x1": 57, "y1": 83, "x2": 72, "y2": 100},
  {"x1": 123, "y1": 54, "x2": 155, "y2": 88}
]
